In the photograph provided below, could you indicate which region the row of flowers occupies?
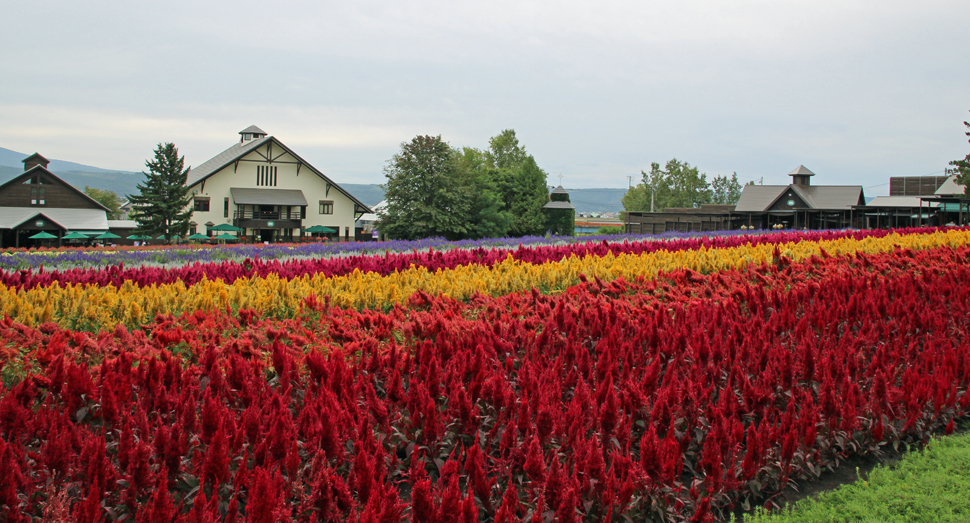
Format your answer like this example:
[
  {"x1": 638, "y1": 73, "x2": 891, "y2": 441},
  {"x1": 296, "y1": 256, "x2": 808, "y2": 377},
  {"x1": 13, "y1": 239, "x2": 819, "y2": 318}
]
[
  {"x1": 1, "y1": 241, "x2": 968, "y2": 521},
  {"x1": 0, "y1": 228, "x2": 947, "y2": 291},
  {"x1": 0, "y1": 231, "x2": 757, "y2": 272},
  {"x1": 2, "y1": 228, "x2": 970, "y2": 332}
]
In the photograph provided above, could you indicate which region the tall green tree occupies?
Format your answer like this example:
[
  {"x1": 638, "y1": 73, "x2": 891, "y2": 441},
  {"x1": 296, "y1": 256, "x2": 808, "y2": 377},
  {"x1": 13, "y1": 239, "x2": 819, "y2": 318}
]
[
  {"x1": 948, "y1": 113, "x2": 970, "y2": 196},
  {"x1": 709, "y1": 172, "x2": 743, "y2": 205},
  {"x1": 379, "y1": 135, "x2": 474, "y2": 241},
  {"x1": 622, "y1": 159, "x2": 712, "y2": 214},
  {"x1": 468, "y1": 129, "x2": 548, "y2": 237},
  {"x1": 83, "y1": 186, "x2": 122, "y2": 219},
  {"x1": 129, "y1": 143, "x2": 193, "y2": 243}
]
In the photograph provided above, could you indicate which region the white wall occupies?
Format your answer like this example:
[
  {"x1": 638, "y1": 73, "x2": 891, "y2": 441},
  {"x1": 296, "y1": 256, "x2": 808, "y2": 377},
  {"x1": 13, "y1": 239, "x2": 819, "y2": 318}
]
[{"x1": 187, "y1": 140, "x2": 364, "y2": 239}]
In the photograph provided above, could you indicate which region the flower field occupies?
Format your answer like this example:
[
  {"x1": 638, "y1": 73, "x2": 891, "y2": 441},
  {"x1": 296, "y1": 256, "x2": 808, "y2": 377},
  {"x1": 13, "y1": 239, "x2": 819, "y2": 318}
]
[{"x1": 1, "y1": 228, "x2": 969, "y2": 522}]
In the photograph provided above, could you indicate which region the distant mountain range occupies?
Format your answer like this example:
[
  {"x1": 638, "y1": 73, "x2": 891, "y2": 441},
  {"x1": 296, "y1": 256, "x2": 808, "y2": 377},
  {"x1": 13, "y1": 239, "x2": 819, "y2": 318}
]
[
  {"x1": 0, "y1": 146, "x2": 628, "y2": 212},
  {"x1": 0, "y1": 146, "x2": 145, "y2": 198}
]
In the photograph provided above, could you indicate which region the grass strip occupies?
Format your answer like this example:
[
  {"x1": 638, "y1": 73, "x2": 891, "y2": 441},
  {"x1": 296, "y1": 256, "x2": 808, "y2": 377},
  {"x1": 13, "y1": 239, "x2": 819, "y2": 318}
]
[{"x1": 737, "y1": 428, "x2": 970, "y2": 523}]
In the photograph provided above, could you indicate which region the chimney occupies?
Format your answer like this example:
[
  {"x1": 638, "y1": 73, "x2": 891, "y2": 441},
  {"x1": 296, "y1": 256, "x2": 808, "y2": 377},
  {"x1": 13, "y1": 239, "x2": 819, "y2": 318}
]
[{"x1": 22, "y1": 153, "x2": 50, "y2": 172}]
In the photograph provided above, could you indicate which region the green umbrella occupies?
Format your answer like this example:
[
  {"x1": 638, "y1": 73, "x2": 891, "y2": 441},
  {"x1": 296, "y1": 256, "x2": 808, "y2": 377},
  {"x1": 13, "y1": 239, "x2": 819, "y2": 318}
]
[
  {"x1": 209, "y1": 223, "x2": 243, "y2": 232},
  {"x1": 187, "y1": 233, "x2": 210, "y2": 240},
  {"x1": 63, "y1": 231, "x2": 91, "y2": 239},
  {"x1": 95, "y1": 232, "x2": 121, "y2": 240},
  {"x1": 156, "y1": 234, "x2": 168, "y2": 239},
  {"x1": 125, "y1": 234, "x2": 147, "y2": 240},
  {"x1": 29, "y1": 231, "x2": 58, "y2": 240},
  {"x1": 213, "y1": 233, "x2": 239, "y2": 241},
  {"x1": 305, "y1": 225, "x2": 337, "y2": 233}
]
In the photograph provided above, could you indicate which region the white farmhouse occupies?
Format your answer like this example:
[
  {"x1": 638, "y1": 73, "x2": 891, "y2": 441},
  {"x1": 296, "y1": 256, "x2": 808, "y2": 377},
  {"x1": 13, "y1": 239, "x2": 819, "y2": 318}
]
[{"x1": 185, "y1": 126, "x2": 372, "y2": 242}]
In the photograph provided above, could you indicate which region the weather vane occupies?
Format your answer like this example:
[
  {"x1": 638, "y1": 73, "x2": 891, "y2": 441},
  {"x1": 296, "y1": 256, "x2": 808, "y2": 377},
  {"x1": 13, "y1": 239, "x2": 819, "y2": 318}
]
[{"x1": 558, "y1": 173, "x2": 563, "y2": 185}]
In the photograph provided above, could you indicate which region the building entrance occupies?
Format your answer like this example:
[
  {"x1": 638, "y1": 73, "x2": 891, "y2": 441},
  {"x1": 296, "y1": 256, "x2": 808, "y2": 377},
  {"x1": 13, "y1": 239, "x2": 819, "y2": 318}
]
[{"x1": 260, "y1": 229, "x2": 275, "y2": 243}]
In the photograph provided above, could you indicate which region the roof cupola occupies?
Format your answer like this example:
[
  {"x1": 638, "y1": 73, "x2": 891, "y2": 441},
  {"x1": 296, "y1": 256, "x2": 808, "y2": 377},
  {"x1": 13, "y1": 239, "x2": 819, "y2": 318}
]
[
  {"x1": 788, "y1": 165, "x2": 815, "y2": 186},
  {"x1": 239, "y1": 125, "x2": 267, "y2": 143},
  {"x1": 22, "y1": 153, "x2": 50, "y2": 172}
]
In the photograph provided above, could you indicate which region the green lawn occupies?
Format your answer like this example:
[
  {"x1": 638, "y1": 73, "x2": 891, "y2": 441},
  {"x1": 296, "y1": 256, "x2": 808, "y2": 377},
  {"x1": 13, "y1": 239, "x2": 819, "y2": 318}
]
[{"x1": 736, "y1": 428, "x2": 970, "y2": 523}]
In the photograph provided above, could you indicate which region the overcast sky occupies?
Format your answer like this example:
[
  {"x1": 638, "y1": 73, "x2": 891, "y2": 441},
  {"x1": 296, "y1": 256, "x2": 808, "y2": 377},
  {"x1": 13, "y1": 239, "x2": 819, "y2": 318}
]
[{"x1": 2, "y1": 0, "x2": 968, "y2": 194}]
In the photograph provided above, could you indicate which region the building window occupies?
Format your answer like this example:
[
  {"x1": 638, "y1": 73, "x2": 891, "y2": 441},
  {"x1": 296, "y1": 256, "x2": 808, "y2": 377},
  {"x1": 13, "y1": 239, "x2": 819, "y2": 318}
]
[
  {"x1": 194, "y1": 197, "x2": 210, "y2": 212},
  {"x1": 30, "y1": 186, "x2": 45, "y2": 205},
  {"x1": 319, "y1": 201, "x2": 333, "y2": 214},
  {"x1": 224, "y1": 198, "x2": 230, "y2": 218},
  {"x1": 257, "y1": 165, "x2": 278, "y2": 187}
]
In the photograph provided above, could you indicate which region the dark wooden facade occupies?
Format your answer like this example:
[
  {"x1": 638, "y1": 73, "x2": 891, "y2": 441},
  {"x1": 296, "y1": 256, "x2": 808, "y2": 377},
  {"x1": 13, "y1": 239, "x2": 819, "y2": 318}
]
[
  {"x1": 0, "y1": 168, "x2": 107, "y2": 211},
  {"x1": 0, "y1": 156, "x2": 110, "y2": 248},
  {"x1": 625, "y1": 205, "x2": 740, "y2": 234},
  {"x1": 889, "y1": 176, "x2": 949, "y2": 197}
]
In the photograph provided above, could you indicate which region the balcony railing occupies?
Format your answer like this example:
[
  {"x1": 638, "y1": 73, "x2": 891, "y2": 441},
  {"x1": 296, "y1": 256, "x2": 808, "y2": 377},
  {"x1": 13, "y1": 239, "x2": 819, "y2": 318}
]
[{"x1": 233, "y1": 210, "x2": 304, "y2": 220}]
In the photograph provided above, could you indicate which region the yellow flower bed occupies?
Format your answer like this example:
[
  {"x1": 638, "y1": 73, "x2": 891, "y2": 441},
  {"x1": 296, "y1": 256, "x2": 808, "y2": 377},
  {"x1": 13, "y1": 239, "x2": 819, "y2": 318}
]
[{"x1": 3, "y1": 229, "x2": 969, "y2": 331}]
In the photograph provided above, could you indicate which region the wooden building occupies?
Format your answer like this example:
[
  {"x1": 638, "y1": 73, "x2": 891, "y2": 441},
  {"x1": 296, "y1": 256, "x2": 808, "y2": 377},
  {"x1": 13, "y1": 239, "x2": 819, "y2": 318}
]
[
  {"x1": 624, "y1": 166, "x2": 868, "y2": 234},
  {"x1": 0, "y1": 153, "x2": 110, "y2": 248}
]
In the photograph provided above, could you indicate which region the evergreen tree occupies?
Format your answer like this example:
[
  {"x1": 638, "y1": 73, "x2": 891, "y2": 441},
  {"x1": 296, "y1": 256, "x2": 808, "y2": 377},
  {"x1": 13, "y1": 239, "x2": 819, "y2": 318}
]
[{"x1": 129, "y1": 143, "x2": 193, "y2": 243}]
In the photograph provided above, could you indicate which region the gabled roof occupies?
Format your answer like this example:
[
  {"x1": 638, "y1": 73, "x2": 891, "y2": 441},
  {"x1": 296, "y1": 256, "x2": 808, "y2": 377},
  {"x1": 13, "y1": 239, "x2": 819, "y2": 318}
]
[
  {"x1": 550, "y1": 185, "x2": 569, "y2": 194},
  {"x1": 185, "y1": 135, "x2": 372, "y2": 213},
  {"x1": 790, "y1": 185, "x2": 865, "y2": 210},
  {"x1": 734, "y1": 185, "x2": 788, "y2": 212},
  {"x1": 0, "y1": 207, "x2": 109, "y2": 230},
  {"x1": 735, "y1": 184, "x2": 863, "y2": 212},
  {"x1": 185, "y1": 135, "x2": 272, "y2": 186},
  {"x1": 22, "y1": 152, "x2": 50, "y2": 167},
  {"x1": 935, "y1": 175, "x2": 966, "y2": 195},
  {"x1": 0, "y1": 165, "x2": 112, "y2": 212},
  {"x1": 239, "y1": 125, "x2": 267, "y2": 135}
]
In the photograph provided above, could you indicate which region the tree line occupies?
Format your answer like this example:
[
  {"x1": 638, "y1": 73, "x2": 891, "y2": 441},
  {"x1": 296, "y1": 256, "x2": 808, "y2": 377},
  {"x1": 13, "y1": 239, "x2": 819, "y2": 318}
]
[
  {"x1": 621, "y1": 158, "x2": 743, "y2": 214},
  {"x1": 378, "y1": 130, "x2": 551, "y2": 240}
]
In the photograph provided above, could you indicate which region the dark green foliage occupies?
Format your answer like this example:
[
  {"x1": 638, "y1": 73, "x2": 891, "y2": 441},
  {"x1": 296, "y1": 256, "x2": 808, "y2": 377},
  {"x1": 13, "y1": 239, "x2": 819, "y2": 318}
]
[
  {"x1": 623, "y1": 159, "x2": 742, "y2": 213},
  {"x1": 710, "y1": 172, "x2": 743, "y2": 205},
  {"x1": 596, "y1": 225, "x2": 624, "y2": 234},
  {"x1": 545, "y1": 189, "x2": 575, "y2": 236},
  {"x1": 381, "y1": 130, "x2": 549, "y2": 241},
  {"x1": 948, "y1": 113, "x2": 970, "y2": 196},
  {"x1": 379, "y1": 135, "x2": 474, "y2": 241},
  {"x1": 470, "y1": 129, "x2": 550, "y2": 237},
  {"x1": 82, "y1": 186, "x2": 122, "y2": 219},
  {"x1": 129, "y1": 143, "x2": 193, "y2": 243}
]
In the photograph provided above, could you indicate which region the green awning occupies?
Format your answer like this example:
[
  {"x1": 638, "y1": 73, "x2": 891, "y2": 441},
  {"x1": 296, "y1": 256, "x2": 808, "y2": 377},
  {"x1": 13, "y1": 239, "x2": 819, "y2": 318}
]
[{"x1": 938, "y1": 203, "x2": 970, "y2": 212}]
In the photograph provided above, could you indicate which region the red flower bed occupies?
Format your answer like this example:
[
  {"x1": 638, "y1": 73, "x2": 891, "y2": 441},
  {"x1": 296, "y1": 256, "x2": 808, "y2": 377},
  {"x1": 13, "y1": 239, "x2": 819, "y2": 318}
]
[
  {"x1": 1, "y1": 246, "x2": 969, "y2": 521},
  {"x1": 0, "y1": 227, "x2": 941, "y2": 292}
]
